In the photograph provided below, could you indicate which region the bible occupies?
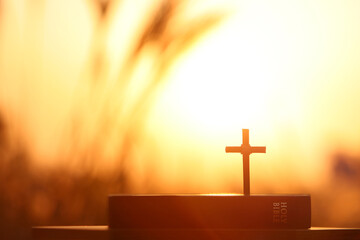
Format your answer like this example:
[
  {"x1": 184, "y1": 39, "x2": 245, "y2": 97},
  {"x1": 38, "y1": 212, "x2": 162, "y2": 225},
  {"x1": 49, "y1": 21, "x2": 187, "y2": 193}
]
[{"x1": 108, "y1": 194, "x2": 311, "y2": 229}]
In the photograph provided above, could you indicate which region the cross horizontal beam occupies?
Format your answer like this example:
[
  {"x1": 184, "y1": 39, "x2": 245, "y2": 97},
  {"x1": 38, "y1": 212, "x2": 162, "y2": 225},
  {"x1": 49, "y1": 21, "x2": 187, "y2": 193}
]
[{"x1": 225, "y1": 146, "x2": 266, "y2": 154}]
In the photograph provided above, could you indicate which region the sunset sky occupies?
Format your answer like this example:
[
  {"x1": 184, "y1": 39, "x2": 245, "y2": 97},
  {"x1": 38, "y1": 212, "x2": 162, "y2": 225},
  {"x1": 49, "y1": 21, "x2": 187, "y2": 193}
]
[
  {"x1": 1, "y1": 0, "x2": 360, "y2": 199},
  {"x1": 148, "y1": 0, "x2": 360, "y2": 193}
]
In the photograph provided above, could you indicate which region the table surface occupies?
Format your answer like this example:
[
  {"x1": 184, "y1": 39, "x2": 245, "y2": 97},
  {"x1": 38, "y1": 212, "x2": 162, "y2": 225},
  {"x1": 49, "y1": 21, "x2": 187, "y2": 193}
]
[{"x1": 32, "y1": 226, "x2": 360, "y2": 240}]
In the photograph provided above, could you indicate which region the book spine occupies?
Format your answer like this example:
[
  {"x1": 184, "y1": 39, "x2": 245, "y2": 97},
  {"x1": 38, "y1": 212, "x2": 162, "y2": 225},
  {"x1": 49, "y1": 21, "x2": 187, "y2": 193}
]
[{"x1": 108, "y1": 195, "x2": 311, "y2": 229}]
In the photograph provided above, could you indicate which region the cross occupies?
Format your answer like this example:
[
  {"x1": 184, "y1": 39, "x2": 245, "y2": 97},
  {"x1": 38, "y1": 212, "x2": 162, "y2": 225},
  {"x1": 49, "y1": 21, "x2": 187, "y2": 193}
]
[{"x1": 225, "y1": 129, "x2": 266, "y2": 195}]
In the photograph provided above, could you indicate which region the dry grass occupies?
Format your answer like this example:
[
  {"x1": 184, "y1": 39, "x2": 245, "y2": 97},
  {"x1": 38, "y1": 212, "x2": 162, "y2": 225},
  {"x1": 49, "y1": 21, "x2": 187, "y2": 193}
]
[{"x1": 0, "y1": 0, "x2": 226, "y2": 239}]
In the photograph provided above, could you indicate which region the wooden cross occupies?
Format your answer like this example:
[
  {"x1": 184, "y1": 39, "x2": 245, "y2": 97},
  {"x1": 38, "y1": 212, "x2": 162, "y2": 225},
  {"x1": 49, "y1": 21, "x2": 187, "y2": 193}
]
[{"x1": 225, "y1": 129, "x2": 266, "y2": 195}]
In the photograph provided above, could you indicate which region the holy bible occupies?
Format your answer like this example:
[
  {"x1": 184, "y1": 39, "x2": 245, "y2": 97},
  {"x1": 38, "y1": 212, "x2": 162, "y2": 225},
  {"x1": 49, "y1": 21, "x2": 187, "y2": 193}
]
[{"x1": 108, "y1": 194, "x2": 311, "y2": 229}]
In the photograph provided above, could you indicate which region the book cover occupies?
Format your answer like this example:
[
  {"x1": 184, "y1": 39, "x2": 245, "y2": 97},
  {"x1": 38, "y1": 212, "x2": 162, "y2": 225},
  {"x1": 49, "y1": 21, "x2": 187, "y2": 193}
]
[{"x1": 108, "y1": 194, "x2": 311, "y2": 229}]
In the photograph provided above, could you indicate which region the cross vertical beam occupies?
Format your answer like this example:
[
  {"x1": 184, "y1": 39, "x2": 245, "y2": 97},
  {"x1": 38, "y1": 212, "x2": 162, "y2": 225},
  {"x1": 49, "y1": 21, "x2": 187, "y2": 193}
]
[
  {"x1": 225, "y1": 129, "x2": 266, "y2": 195},
  {"x1": 243, "y1": 128, "x2": 249, "y2": 145},
  {"x1": 242, "y1": 153, "x2": 250, "y2": 195}
]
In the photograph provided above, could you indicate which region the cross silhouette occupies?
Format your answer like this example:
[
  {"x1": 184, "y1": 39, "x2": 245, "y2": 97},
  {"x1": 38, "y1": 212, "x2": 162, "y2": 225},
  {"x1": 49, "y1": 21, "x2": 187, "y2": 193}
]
[{"x1": 225, "y1": 129, "x2": 266, "y2": 195}]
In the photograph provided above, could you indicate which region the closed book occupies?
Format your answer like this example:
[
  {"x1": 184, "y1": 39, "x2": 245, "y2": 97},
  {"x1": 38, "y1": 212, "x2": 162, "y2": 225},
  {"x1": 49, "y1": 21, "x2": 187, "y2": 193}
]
[{"x1": 108, "y1": 194, "x2": 311, "y2": 229}]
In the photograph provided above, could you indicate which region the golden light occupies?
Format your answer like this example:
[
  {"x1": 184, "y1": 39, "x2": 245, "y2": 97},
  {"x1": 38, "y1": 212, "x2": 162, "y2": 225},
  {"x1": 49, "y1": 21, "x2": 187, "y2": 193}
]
[
  {"x1": 146, "y1": 0, "x2": 317, "y2": 191},
  {"x1": 1, "y1": 0, "x2": 360, "y2": 230},
  {"x1": 142, "y1": 1, "x2": 360, "y2": 203}
]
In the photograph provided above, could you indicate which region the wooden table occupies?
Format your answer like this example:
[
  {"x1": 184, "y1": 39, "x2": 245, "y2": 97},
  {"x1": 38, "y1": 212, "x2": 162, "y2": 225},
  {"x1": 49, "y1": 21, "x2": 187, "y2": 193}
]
[{"x1": 32, "y1": 226, "x2": 360, "y2": 240}]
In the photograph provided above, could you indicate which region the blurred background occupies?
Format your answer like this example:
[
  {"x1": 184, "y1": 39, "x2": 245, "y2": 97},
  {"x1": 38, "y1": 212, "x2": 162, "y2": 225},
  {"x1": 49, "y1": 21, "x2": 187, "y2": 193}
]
[{"x1": 1, "y1": 0, "x2": 360, "y2": 239}]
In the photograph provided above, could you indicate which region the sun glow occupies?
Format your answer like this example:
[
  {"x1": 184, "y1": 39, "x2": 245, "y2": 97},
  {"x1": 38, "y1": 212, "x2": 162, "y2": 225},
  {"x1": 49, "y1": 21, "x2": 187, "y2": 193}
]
[
  {"x1": 147, "y1": 0, "x2": 360, "y2": 192},
  {"x1": 3, "y1": 0, "x2": 360, "y2": 191}
]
